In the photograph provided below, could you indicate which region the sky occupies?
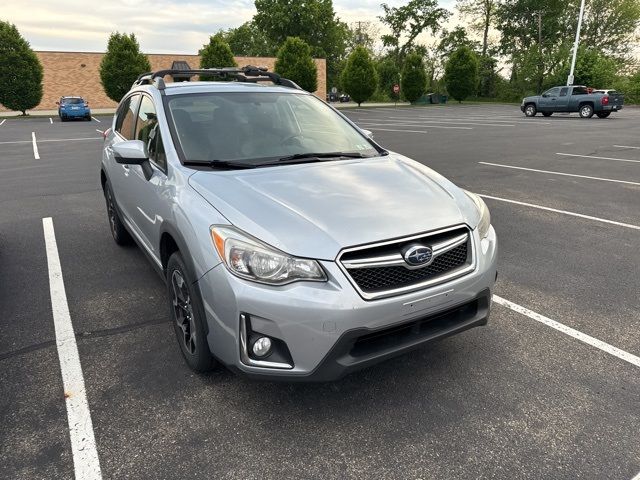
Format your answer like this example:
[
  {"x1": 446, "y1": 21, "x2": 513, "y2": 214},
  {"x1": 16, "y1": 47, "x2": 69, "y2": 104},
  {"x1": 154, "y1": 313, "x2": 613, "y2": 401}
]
[{"x1": 2, "y1": 0, "x2": 457, "y2": 54}]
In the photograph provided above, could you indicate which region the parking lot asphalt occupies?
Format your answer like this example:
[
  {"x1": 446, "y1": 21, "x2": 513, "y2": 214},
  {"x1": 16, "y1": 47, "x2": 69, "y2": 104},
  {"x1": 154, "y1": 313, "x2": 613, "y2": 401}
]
[{"x1": 1, "y1": 106, "x2": 638, "y2": 480}]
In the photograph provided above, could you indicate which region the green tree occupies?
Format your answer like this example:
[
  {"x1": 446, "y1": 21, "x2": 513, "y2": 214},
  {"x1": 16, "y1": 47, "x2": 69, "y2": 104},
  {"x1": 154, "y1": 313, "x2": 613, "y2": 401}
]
[
  {"x1": 581, "y1": 0, "x2": 640, "y2": 57},
  {"x1": 218, "y1": 21, "x2": 275, "y2": 57},
  {"x1": 401, "y1": 53, "x2": 427, "y2": 103},
  {"x1": 456, "y1": 0, "x2": 500, "y2": 56},
  {"x1": 99, "y1": 32, "x2": 151, "y2": 102},
  {"x1": 477, "y1": 55, "x2": 499, "y2": 97},
  {"x1": 445, "y1": 46, "x2": 480, "y2": 102},
  {"x1": 573, "y1": 47, "x2": 619, "y2": 87},
  {"x1": 0, "y1": 21, "x2": 43, "y2": 115},
  {"x1": 199, "y1": 34, "x2": 237, "y2": 80},
  {"x1": 379, "y1": 0, "x2": 450, "y2": 64},
  {"x1": 376, "y1": 58, "x2": 401, "y2": 100},
  {"x1": 254, "y1": 0, "x2": 348, "y2": 89},
  {"x1": 340, "y1": 46, "x2": 377, "y2": 106},
  {"x1": 275, "y1": 37, "x2": 318, "y2": 92}
]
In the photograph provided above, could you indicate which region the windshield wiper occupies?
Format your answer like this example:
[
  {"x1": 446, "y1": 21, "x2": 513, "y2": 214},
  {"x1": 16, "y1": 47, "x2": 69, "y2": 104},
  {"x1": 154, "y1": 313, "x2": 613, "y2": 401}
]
[
  {"x1": 277, "y1": 151, "x2": 370, "y2": 162},
  {"x1": 184, "y1": 160, "x2": 257, "y2": 170}
]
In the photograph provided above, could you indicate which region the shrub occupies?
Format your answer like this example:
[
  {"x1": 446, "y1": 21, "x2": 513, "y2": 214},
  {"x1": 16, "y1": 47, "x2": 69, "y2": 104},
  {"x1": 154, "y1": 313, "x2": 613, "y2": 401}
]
[
  {"x1": 0, "y1": 21, "x2": 43, "y2": 114},
  {"x1": 445, "y1": 46, "x2": 479, "y2": 102},
  {"x1": 340, "y1": 46, "x2": 378, "y2": 106},
  {"x1": 275, "y1": 37, "x2": 317, "y2": 92},
  {"x1": 401, "y1": 53, "x2": 427, "y2": 103},
  {"x1": 376, "y1": 59, "x2": 401, "y2": 101},
  {"x1": 100, "y1": 33, "x2": 151, "y2": 102},
  {"x1": 199, "y1": 34, "x2": 237, "y2": 80}
]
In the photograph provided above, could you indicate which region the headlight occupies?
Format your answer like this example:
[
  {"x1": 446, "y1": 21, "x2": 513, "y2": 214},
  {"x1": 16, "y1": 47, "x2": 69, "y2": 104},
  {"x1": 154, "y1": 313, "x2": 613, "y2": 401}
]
[
  {"x1": 463, "y1": 191, "x2": 491, "y2": 239},
  {"x1": 210, "y1": 226, "x2": 327, "y2": 285}
]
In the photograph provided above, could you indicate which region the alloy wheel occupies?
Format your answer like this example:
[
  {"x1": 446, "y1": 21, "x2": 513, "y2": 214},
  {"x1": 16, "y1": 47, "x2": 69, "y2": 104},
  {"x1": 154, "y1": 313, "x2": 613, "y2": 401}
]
[{"x1": 171, "y1": 270, "x2": 197, "y2": 355}]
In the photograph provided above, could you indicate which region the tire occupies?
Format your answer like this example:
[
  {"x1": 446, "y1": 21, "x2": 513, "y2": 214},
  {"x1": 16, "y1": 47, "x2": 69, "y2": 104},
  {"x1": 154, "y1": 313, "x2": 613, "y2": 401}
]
[
  {"x1": 524, "y1": 104, "x2": 537, "y2": 117},
  {"x1": 166, "y1": 252, "x2": 216, "y2": 372},
  {"x1": 103, "y1": 180, "x2": 133, "y2": 246},
  {"x1": 596, "y1": 112, "x2": 611, "y2": 118},
  {"x1": 579, "y1": 104, "x2": 594, "y2": 118},
  {"x1": 542, "y1": 112, "x2": 553, "y2": 117},
  {"x1": 85, "y1": 115, "x2": 92, "y2": 121}
]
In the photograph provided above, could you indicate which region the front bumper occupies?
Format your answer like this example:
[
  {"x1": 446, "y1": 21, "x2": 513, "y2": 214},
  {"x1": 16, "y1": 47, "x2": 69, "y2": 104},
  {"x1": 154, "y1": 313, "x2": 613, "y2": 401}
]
[{"x1": 197, "y1": 226, "x2": 498, "y2": 381}]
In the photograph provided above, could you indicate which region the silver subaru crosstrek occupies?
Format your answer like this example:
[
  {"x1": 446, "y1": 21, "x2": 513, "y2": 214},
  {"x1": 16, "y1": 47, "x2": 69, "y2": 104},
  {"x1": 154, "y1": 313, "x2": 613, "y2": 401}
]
[{"x1": 100, "y1": 67, "x2": 498, "y2": 381}]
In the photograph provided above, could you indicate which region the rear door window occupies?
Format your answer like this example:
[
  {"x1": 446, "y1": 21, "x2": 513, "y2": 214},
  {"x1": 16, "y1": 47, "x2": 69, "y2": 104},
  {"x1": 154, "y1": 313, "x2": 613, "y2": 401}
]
[
  {"x1": 115, "y1": 94, "x2": 141, "y2": 140},
  {"x1": 559, "y1": 87, "x2": 568, "y2": 97}
]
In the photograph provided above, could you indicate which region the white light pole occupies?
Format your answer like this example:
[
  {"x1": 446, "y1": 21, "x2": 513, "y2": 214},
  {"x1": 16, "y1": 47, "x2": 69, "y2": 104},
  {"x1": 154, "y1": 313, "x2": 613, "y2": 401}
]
[{"x1": 567, "y1": 0, "x2": 586, "y2": 86}]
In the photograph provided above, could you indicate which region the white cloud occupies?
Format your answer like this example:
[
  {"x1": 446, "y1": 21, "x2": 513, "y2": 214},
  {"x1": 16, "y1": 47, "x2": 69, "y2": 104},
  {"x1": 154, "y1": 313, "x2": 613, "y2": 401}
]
[{"x1": 3, "y1": 0, "x2": 463, "y2": 54}]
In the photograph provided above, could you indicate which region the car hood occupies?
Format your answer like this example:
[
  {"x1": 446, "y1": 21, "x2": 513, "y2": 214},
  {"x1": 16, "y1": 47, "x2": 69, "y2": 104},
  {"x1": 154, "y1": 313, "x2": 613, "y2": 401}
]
[
  {"x1": 522, "y1": 95, "x2": 540, "y2": 103},
  {"x1": 189, "y1": 154, "x2": 480, "y2": 260}
]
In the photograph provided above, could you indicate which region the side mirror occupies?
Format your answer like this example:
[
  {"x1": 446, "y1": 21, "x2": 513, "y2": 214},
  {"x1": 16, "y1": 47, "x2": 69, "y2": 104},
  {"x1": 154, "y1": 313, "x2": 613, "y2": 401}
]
[
  {"x1": 541, "y1": 93, "x2": 548, "y2": 98},
  {"x1": 56, "y1": 101, "x2": 60, "y2": 105},
  {"x1": 112, "y1": 140, "x2": 153, "y2": 179},
  {"x1": 361, "y1": 128, "x2": 374, "y2": 139}
]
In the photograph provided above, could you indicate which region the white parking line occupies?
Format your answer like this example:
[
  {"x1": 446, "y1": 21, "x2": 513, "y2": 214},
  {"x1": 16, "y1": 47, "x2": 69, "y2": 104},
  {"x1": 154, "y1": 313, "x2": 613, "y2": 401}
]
[
  {"x1": 479, "y1": 162, "x2": 640, "y2": 186},
  {"x1": 493, "y1": 295, "x2": 640, "y2": 368},
  {"x1": 362, "y1": 123, "x2": 472, "y2": 131},
  {"x1": 630, "y1": 469, "x2": 640, "y2": 480},
  {"x1": 360, "y1": 120, "x2": 514, "y2": 128},
  {"x1": 366, "y1": 127, "x2": 429, "y2": 134},
  {"x1": 0, "y1": 137, "x2": 101, "y2": 145},
  {"x1": 479, "y1": 194, "x2": 640, "y2": 230},
  {"x1": 0, "y1": 119, "x2": 6, "y2": 126},
  {"x1": 92, "y1": 117, "x2": 101, "y2": 123},
  {"x1": 556, "y1": 152, "x2": 640, "y2": 164},
  {"x1": 96, "y1": 129, "x2": 104, "y2": 134},
  {"x1": 614, "y1": 145, "x2": 640, "y2": 150},
  {"x1": 43, "y1": 218, "x2": 102, "y2": 479},
  {"x1": 31, "y1": 132, "x2": 40, "y2": 159}
]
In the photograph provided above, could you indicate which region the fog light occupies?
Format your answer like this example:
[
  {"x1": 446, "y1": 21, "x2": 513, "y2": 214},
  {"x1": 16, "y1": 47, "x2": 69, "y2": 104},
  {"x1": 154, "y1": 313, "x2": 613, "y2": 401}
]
[{"x1": 252, "y1": 337, "x2": 272, "y2": 357}]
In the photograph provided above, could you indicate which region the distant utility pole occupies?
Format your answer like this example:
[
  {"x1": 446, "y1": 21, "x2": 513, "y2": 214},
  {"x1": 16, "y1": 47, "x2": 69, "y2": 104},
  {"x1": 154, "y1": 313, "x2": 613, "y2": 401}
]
[
  {"x1": 536, "y1": 11, "x2": 543, "y2": 94},
  {"x1": 567, "y1": 0, "x2": 586, "y2": 86},
  {"x1": 355, "y1": 21, "x2": 366, "y2": 45}
]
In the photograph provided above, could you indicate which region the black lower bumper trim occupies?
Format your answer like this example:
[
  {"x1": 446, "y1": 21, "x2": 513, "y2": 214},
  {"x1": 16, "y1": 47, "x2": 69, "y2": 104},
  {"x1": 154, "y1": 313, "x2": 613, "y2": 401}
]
[{"x1": 230, "y1": 289, "x2": 491, "y2": 382}]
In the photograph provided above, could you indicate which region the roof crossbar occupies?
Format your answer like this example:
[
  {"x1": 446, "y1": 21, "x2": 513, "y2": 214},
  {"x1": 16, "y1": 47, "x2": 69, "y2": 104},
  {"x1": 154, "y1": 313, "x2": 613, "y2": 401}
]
[{"x1": 132, "y1": 65, "x2": 301, "y2": 91}]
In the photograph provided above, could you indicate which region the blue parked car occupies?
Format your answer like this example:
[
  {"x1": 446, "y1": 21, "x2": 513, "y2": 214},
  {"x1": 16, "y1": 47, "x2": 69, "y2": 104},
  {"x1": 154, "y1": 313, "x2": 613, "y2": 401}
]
[{"x1": 57, "y1": 96, "x2": 91, "y2": 121}]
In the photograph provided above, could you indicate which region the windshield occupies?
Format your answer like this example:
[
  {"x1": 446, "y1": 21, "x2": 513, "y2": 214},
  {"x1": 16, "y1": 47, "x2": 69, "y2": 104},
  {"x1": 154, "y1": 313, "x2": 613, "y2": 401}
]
[
  {"x1": 62, "y1": 98, "x2": 84, "y2": 104},
  {"x1": 165, "y1": 91, "x2": 378, "y2": 164}
]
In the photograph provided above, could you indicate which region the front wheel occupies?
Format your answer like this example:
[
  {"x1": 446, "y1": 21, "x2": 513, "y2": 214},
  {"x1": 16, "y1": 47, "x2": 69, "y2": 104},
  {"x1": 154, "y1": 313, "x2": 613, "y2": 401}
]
[
  {"x1": 542, "y1": 112, "x2": 553, "y2": 117},
  {"x1": 104, "y1": 181, "x2": 133, "y2": 245},
  {"x1": 596, "y1": 112, "x2": 611, "y2": 118},
  {"x1": 579, "y1": 104, "x2": 594, "y2": 118},
  {"x1": 524, "y1": 104, "x2": 537, "y2": 117},
  {"x1": 167, "y1": 253, "x2": 216, "y2": 373}
]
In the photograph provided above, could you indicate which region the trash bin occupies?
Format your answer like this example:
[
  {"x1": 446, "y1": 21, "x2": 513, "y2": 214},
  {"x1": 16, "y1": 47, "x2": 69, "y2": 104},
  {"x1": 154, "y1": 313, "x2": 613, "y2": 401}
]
[{"x1": 441, "y1": 95, "x2": 448, "y2": 104}]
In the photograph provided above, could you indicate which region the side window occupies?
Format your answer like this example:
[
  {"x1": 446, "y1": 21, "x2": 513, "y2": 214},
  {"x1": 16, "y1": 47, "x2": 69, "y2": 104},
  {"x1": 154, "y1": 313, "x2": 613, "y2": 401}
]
[
  {"x1": 544, "y1": 87, "x2": 561, "y2": 97},
  {"x1": 115, "y1": 94, "x2": 140, "y2": 140},
  {"x1": 148, "y1": 128, "x2": 167, "y2": 170},
  {"x1": 135, "y1": 95, "x2": 166, "y2": 171},
  {"x1": 572, "y1": 86, "x2": 588, "y2": 95},
  {"x1": 559, "y1": 87, "x2": 568, "y2": 97}
]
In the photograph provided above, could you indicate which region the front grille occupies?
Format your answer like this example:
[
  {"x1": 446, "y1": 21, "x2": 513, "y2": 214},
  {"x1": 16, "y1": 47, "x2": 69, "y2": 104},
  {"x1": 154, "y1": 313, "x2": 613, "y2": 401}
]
[
  {"x1": 348, "y1": 242, "x2": 468, "y2": 292},
  {"x1": 339, "y1": 226, "x2": 473, "y2": 298}
]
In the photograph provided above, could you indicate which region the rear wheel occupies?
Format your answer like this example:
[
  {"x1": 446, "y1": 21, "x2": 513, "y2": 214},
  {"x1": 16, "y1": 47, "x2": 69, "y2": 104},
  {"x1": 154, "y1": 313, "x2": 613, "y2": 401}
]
[
  {"x1": 167, "y1": 252, "x2": 216, "y2": 372},
  {"x1": 596, "y1": 112, "x2": 611, "y2": 118},
  {"x1": 103, "y1": 181, "x2": 133, "y2": 245},
  {"x1": 542, "y1": 112, "x2": 553, "y2": 117},
  {"x1": 524, "y1": 104, "x2": 537, "y2": 117},
  {"x1": 579, "y1": 104, "x2": 594, "y2": 118}
]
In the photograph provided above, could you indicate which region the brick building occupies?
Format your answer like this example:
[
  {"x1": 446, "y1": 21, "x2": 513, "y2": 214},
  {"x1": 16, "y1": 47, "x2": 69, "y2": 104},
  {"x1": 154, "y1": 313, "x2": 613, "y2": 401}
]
[{"x1": 8, "y1": 51, "x2": 326, "y2": 111}]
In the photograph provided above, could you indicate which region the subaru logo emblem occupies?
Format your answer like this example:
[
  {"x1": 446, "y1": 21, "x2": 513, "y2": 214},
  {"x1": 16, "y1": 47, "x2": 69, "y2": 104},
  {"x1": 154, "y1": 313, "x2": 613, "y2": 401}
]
[{"x1": 403, "y1": 245, "x2": 433, "y2": 267}]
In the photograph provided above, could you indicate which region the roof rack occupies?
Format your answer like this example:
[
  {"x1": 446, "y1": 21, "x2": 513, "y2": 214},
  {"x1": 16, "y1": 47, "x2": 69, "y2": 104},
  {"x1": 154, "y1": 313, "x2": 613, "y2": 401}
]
[{"x1": 132, "y1": 65, "x2": 302, "y2": 91}]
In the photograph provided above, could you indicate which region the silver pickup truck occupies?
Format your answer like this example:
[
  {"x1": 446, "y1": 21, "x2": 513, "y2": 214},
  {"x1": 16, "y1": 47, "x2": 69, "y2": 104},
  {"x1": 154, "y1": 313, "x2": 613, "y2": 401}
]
[{"x1": 521, "y1": 85, "x2": 624, "y2": 118}]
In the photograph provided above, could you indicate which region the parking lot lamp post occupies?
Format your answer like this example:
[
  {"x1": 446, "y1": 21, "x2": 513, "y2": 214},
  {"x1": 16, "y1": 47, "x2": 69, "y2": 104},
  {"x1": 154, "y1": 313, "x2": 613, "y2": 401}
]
[{"x1": 567, "y1": 0, "x2": 586, "y2": 86}]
